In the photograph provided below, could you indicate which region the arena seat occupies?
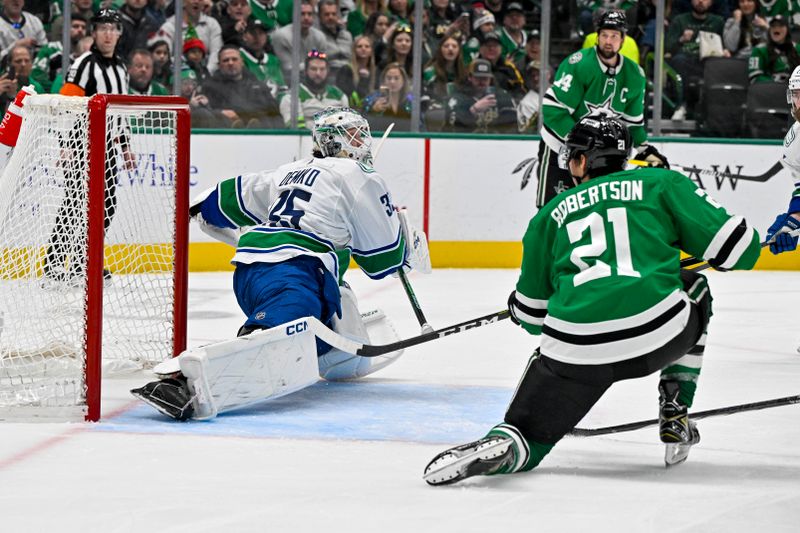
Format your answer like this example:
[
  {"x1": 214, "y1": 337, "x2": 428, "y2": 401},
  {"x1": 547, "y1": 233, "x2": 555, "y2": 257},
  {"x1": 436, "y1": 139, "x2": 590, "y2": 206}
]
[{"x1": 745, "y1": 81, "x2": 792, "y2": 139}]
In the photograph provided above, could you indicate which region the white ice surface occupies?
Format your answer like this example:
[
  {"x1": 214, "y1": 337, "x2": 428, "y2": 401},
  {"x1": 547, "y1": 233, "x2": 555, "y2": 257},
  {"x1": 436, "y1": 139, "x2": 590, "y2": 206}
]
[{"x1": 2, "y1": 269, "x2": 799, "y2": 532}]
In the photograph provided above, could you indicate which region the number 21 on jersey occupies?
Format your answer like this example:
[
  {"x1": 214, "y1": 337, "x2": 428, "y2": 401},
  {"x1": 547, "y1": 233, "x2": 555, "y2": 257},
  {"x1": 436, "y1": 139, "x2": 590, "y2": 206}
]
[{"x1": 566, "y1": 207, "x2": 640, "y2": 287}]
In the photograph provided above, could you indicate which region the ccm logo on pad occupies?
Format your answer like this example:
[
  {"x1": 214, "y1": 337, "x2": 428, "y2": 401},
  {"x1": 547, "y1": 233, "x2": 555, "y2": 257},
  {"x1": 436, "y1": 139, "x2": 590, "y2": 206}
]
[{"x1": 286, "y1": 321, "x2": 308, "y2": 335}]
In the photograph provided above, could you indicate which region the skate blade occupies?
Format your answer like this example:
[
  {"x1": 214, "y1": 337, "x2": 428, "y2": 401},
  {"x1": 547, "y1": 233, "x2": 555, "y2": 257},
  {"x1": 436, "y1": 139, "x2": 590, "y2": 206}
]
[
  {"x1": 423, "y1": 438, "x2": 511, "y2": 486},
  {"x1": 664, "y1": 442, "x2": 691, "y2": 467}
]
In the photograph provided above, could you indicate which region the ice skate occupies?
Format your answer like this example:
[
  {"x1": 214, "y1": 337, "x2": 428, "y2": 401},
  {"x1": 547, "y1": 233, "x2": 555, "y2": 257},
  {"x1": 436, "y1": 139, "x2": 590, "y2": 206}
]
[
  {"x1": 131, "y1": 377, "x2": 195, "y2": 421},
  {"x1": 659, "y1": 381, "x2": 700, "y2": 467},
  {"x1": 423, "y1": 436, "x2": 514, "y2": 486}
]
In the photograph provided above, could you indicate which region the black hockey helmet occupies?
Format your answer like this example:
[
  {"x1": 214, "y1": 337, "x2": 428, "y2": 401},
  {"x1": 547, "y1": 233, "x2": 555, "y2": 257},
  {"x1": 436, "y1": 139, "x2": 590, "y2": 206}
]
[
  {"x1": 597, "y1": 10, "x2": 627, "y2": 35},
  {"x1": 90, "y1": 9, "x2": 123, "y2": 32},
  {"x1": 564, "y1": 115, "x2": 631, "y2": 176}
]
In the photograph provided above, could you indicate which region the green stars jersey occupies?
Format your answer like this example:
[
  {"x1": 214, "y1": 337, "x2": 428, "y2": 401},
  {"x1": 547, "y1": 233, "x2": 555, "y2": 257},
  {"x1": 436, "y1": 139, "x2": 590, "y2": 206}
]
[
  {"x1": 31, "y1": 40, "x2": 62, "y2": 93},
  {"x1": 511, "y1": 167, "x2": 760, "y2": 365},
  {"x1": 748, "y1": 42, "x2": 800, "y2": 82},
  {"x1": 541, "y1": 47, "x2": 646, "y2": 152},
  {"x1": 248, "y1": 0, "x2": 293, "y2": 32},
  {"x1": 240, "y1": 48, "x2": 285, "y2": 97},
  {"x1": 197, "y1": 156, "x2": 405, "y2": 282},
  {"x1": 278, "y1": 83, "x2": 348, "y2": 129}
]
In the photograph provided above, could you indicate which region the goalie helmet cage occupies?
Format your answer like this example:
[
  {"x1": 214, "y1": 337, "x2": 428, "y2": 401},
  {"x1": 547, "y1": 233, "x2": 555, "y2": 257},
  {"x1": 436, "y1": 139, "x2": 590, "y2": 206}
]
[{"x1": 0, "y1": 94, "x2": 190, "y2": 422}]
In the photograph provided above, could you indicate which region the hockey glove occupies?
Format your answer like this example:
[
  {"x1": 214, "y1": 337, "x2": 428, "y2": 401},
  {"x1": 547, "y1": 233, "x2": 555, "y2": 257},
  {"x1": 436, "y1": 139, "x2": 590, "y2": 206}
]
[
  {"x1": 507, "y1": 291, "x2": 521, "y2": 325},
  {"x1": 766, "y1": 213, "x2": 800, "y2": 254},
  {"x1": 634, "y1": 144, "x2": 670, "y2": 169}
]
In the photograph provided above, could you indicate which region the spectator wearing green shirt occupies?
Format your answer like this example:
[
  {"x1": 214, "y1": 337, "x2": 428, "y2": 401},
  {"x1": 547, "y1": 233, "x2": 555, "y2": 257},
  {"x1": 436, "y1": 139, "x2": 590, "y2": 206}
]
[
  {"x1": 347, "y1": 0, "x2": 386, "y2": 37},
  {"x1": 248, "y1": 0, "x2": 292, "y2": 32},
  {"x1": 240, "y1": 18, "x2": 285, "y2": 99},
  {"x1": 31, "y1": 12, "x2": 87, "y2": 93},
  {"x1": 748, "y1": 15, "x2": 800, "y2": 83},
  {"x1": 128, "y1": 48, "x2": 169, "y2": 95},
  {"x1": 666, "y1": 0, "x2": 727, "y2": 119},
  {"x1": 499, "y1": 2, "x2": 526, "y2": 65}
]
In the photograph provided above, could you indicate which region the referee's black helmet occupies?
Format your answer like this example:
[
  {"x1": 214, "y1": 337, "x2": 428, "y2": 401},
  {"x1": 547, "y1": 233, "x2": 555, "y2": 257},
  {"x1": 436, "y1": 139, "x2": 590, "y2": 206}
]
[{"x1": 91, "y1": 9, "x2": 123, "y2": 32}]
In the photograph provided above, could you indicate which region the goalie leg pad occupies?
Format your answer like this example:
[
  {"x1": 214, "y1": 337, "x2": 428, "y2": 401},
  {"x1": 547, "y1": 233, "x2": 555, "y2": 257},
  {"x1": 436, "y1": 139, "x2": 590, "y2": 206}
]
[
  {"x1": 175, "y1": 318, "x2": 320, "y2": 419},
  {"x1": 319, "y1": 295, "x2": 404, "y2": 381}
]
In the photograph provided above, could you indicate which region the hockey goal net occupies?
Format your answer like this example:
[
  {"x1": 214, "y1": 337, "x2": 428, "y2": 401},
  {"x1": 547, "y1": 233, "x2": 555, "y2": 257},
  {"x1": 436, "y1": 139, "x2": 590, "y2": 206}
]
[{"x1": 0, "y1": 94, "x2": 190, "y2": 421}]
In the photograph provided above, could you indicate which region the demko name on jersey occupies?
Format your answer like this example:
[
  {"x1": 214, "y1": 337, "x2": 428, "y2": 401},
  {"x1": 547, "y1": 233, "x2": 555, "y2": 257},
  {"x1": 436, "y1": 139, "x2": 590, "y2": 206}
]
[{"x1": 551, "y1": 179, "x2": 643, "y2": 227}]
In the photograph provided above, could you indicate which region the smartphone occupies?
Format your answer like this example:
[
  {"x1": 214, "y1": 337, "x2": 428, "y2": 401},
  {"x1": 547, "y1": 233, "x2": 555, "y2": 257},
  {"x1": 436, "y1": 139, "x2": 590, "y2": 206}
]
[
  {"x1": 485, "y1": 85, "x2": 495, "y2": 95},
  {"x1": 6, "y1": 65, "x2": 15, "y2": 80},
  {"x1": 379, "y1": 85, "x2": 389, "y2": 99}
]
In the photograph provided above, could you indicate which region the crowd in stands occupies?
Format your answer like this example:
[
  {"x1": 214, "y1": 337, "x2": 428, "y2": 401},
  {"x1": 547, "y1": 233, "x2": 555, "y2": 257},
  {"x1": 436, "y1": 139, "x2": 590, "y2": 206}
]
[{"x1": 2, "y1": 0, "x2": 797, "y2": 136}]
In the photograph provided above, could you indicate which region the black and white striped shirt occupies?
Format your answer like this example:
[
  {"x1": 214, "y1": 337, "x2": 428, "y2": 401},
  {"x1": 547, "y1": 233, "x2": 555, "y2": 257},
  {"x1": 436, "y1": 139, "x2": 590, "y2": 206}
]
[{"x1": 62, "y1": 46, "x2": 128, "y2": 96}]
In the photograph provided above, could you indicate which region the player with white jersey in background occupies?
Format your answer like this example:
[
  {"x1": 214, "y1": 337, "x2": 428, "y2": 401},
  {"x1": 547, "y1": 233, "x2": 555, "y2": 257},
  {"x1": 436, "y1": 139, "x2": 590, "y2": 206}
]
[
  {"x1": 765, "y1": 65, "x2": 800, "y2": 254},
  {"x1": 423, "y1": 116, "x2": 761, "y2": 486},
  {"x1": 132, "y1": 106, "x2": 428, "y2": 420}
]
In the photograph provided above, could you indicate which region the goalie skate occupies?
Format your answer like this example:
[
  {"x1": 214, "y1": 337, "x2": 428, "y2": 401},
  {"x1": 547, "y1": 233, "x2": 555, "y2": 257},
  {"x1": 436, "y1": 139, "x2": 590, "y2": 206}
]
[
  {"x1": 130, "y1": 377, "x2": 195, "y2": 421},
  {"x1": 423, "y1": 436, "x2": 514, "y2": 486}
]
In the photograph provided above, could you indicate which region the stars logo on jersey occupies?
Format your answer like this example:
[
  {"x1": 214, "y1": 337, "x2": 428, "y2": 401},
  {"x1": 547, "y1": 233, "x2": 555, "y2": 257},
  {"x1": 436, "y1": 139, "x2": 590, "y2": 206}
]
[
  {"x1": 584, "y1": 94, "x2": 616, "y2": 117},
  {"x1": 568, "y1": 51, "x2": 583, "y2": 64}
]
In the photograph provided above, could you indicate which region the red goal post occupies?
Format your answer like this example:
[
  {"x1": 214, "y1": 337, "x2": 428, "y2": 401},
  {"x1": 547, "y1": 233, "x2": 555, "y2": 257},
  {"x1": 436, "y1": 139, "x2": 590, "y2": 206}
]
[{"x1": 0, "y1": 94, "x2": 190, "y2": 421}]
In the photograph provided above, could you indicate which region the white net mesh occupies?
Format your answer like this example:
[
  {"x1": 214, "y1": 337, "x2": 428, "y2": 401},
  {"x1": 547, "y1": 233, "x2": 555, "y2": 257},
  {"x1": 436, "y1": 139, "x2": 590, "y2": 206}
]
[{"x1": 0, "y1": 95, "x2": 183, "y2": 417}]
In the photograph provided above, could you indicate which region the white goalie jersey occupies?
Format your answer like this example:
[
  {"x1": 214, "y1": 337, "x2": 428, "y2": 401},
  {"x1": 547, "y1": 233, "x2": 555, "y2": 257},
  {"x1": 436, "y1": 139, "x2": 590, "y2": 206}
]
[
  {"x1": 193, "y1": 156, "x2": 406, "y2": 281},
  {"x1": 781, "y1": 122, "x2": 800, "y2": 207}
]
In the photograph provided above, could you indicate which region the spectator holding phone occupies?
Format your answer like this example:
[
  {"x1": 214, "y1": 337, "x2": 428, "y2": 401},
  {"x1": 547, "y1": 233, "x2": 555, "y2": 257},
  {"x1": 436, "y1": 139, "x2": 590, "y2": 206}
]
[
  {"x1": 0, "y1": 45, "x2": 42, "y2": 113},
  {"x1": 446, "y1": 58, "x2": 516, "y2": 133},
  {"x1": 362, "y1": 61, "x2": 414, "y2": 130}
]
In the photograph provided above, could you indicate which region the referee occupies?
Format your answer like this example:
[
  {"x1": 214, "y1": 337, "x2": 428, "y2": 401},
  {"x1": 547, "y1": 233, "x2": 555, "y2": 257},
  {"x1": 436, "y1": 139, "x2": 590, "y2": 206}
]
[{"x1": 44, "y1": 9, "x2": 134, "y2": 283}]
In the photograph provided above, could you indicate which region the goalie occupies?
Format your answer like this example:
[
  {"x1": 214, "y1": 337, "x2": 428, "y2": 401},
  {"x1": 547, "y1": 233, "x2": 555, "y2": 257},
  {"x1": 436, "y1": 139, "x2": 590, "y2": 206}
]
[{"x1": 132, "y1": 107, "x2": 430, "y2": 421}]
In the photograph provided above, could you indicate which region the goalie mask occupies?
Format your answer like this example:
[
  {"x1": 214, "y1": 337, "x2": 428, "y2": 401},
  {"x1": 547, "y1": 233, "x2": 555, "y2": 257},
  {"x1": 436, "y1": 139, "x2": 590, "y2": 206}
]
[
  {"x1": 312, "y1": 107, "x2": 373, "y2": 164},
  {"x1": 562, "y1": 115, "x2": 631, "y2": 178},
  {"x1": 788, "y1": 66, "x2": 800, "y2": 119}
]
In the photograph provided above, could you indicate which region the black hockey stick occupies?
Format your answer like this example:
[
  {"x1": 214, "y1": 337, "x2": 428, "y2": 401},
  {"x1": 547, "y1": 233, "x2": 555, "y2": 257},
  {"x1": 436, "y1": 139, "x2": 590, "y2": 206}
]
[
  {"x1": 679, "y1": 229, "x2": 800, "y2": 270},
  {"x1": 307, "y1": 309, "x2": 510, "y2": 357},
  {"x1": 629, "y1": 160, "x2": 784, "y2": 183},
  {"x1": 516, "y1": 158, "x2": 783, "y2": 191},
  {"x1": 398, "y1": 269, "x2": 434, "y2": 334},
  {"x1": 570, "y1": 394, "x2": 800, "y2": 437}
]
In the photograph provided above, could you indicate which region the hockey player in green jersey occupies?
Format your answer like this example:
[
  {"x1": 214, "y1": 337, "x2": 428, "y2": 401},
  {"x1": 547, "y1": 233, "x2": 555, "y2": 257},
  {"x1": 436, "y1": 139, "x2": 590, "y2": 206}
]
[
  {"x1": 423, "y1": 115, "x2": 762, "y2": 486},
  {"x1": 535, "y1": 10, "x2": 663, "y2": 207}
]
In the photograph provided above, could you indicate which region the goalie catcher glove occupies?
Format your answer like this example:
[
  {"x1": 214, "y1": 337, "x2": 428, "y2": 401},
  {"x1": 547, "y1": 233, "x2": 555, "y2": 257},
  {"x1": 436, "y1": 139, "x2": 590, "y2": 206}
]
[
  {"x1": 766, "y1": 213, "x2": 800, "y2": 254},
  {"x1": 634, "y1": 144, "x2": 670, "y2": 169},
  {"x1": 0, "y1": 85, "x2": 36, "y2": 148}
]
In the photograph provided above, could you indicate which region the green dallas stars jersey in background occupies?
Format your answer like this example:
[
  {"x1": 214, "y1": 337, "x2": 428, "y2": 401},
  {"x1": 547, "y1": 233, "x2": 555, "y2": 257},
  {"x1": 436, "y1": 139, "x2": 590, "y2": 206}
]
[
  {"x1": 541, "y1": 47, "x2": 646, "y2": 152},
  {"x1": 513, "y1": 167, "x2": 760, "y2": 365},
  {"x1": 248, "y1": 0, "x2": 293, "y2": 32}
]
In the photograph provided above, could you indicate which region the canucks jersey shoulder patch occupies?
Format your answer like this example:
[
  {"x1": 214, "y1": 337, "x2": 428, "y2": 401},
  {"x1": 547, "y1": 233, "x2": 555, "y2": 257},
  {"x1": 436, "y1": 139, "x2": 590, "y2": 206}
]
[{"x1": 785, "y1": 125, "x2": 796, "y2": 148}]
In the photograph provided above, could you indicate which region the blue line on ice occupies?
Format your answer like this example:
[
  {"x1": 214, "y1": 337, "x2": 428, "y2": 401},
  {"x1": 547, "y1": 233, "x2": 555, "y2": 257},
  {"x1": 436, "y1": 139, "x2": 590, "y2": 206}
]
[{"x1": 96, "y1": 381, "x2": 513, "y2": 444}]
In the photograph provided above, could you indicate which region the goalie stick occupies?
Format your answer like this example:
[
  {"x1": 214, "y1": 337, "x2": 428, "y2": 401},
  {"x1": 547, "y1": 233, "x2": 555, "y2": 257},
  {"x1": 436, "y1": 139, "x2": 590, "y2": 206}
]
[
  {"x1": 570, "y1": 394, "x2": 800, "y2": 436},
  {"x1": 398, "y1": 270, "x2": 435, "y2": 334},
  {"x1": 305, "y1": 309, "x2": 510, "y2": 357}
]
